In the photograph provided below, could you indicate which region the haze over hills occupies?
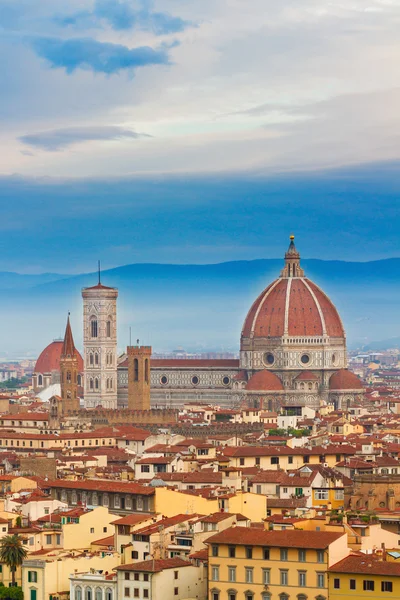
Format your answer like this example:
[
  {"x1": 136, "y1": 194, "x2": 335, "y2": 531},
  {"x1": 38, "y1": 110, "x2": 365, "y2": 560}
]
[{"x1": 1, "y1": 257, "x2": 399, "y2": 358}]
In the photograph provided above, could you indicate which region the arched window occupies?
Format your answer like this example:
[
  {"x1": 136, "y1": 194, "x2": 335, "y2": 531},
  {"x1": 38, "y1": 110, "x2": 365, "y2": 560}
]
[
  {"x1": 89, "y1": 353, "x2": 94, "y2": 366},
  {"x1": 134, "y1": 358, "x2": 139, "y2": 381},
  {"x1": 67, "y1": 371, "x2": 71, "y2": 383},
  {"x1": 227, "y1": 590, "x2": 237, "y2": 600},
  {"x1": 89, "y1": 378, "x2": 94, "y2": 390},
  {"x1": 90, "y1": 317, "x2": 98, "y2": 338},
  {"x1": 145, "y1": 359, "x2": 149, "y2": 383},
  {"x1": 95, "y1": 589, "x2": 102, "y2": 600},
  {"x1": 297, "y1": 595, "x2": 307, "y2": 600},
  {"x1": 85, "y1": 587, "x2": 92, "y2": 600},
  {"x1": 95, "y1": 378, "x2": 99, "y2": 390},
  {"x1": 105, "y1": 589, "x2": 112, "y2": 600},
  {"x1": 95, "y1": 353, "x2": 99, "y2": 365},
  {"x1": 38, "y1": 374, "x2": 43, "y2": 386},
  {"x1": 75, "y1": 587, "x2": 82, "y2": 600},
  {"x1": 106, "y1": 319, "x2": 111, "y2": 338}
]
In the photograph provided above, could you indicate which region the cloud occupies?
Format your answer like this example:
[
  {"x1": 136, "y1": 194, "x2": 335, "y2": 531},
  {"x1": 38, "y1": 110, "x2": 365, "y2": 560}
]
[
  {"x1": 30, "y1": 36, "x2": 170, "y2": 74},
  {"x1": 56, "y1": 0, "x2": 194, "y2": 35},
  {"x1": 19, "y1": 125, "x2": 151, "y2": 150}
]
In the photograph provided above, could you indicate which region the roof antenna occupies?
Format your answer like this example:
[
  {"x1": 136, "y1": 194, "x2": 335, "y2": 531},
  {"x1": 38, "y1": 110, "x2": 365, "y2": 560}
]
[{"x1": 98, "y1": 260, "x2": 101, "y2": 285}]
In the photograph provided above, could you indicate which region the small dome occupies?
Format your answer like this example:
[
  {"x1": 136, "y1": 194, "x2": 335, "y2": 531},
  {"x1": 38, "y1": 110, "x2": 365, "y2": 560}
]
[
  {"x1": 329, "y1": 369, "x2": 364, "y2": 390},
  {"x1": 246, "y1": 370, "x2": 284, "y2": 391},
  {"x1": 35, "y1": 340, "x2": 83, "y2": 374},
  {"x1": 295, "y1": 371, "x2": 318, "y2": 381}
]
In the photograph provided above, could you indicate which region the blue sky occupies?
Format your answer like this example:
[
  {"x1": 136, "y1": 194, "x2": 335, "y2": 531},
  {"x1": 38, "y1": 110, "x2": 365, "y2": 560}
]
[{"x1": 1, "y1": 0, "x2": 400, "y2": 272}]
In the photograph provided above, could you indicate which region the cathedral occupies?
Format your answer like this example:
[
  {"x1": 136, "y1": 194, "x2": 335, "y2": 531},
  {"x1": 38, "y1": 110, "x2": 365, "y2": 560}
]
[{"x1": 33, "y1": 237, "x2": 365, "y2": 414}]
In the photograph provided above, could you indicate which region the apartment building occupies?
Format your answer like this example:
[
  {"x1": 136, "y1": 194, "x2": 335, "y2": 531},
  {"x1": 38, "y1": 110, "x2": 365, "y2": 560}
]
[{"x1": 204, "y1": 526, "x2": 348, "y2": 600}]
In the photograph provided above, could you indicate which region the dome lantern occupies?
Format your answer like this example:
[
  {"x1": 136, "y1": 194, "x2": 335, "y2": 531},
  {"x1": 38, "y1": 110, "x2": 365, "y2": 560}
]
[{"x1": 280, "y1": 234, "x2": 304, "y2": 278}]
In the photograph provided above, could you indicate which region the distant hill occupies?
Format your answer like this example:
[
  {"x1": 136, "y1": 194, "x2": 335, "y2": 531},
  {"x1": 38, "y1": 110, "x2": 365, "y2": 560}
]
[{"x1": 0, "y1": 257, "x2": 399, "y2": 357}]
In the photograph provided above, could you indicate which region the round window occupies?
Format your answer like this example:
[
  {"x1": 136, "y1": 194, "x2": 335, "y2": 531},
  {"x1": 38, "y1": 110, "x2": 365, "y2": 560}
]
[
  {"x1": 264, "y1": 352, "x2": 275, "y2": 366},
  {"x1": 301, "y1": 354, "x2": 310, "y2": 364},
  {"x1": 160, "y1": 375, "x2": 168, "y2": 385},
  {"x1": 222, "y1": 376, "x2": 230, "y2": 386},
  {"x1": 191, "y1": 375, "x2": 199, "y2": 385}
]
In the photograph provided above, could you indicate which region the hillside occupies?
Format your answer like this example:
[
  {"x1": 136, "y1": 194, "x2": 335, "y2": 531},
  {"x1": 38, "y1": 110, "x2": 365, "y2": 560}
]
[{"x1": 0, "y1": 257, "x2": 399, "y2": 357}]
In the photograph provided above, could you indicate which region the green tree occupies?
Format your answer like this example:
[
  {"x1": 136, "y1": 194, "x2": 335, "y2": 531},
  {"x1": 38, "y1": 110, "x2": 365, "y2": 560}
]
[
  {"x1": 0, "y1": 583, "x2": 23, "y2": 600},
  {"x1": 0, "y1": 535, "x2": 27, "y2": 586}
]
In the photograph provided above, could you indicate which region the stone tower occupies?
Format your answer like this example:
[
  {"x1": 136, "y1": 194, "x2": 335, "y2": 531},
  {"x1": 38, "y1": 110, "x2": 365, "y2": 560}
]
[
  {"x1": 82, "y1": 273, "x2": 118, "y2": 409},
  {"x1": 60, "y1": 314, "x2": 80, "y2": 414},
  {"x1": 127, "y1": 345, "x2": 151, "y2": 410}
]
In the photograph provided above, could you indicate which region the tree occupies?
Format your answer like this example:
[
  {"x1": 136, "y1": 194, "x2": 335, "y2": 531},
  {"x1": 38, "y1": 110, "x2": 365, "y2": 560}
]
[
  {"x1": 0, "y1": 583, "x2": 23, "y2": 600},
  {"x1": 0, "y1": 535, "x2": 27, "y2": 586}
]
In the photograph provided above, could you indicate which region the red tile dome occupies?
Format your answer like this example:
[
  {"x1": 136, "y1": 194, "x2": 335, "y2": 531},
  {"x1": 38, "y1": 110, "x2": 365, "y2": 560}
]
[
  {"x1": 246, "y1": 370, "x2": 284, "y2": 391},
  {"x1": 329, "y1": 369, "x2": 364, "y2": 390},
  {"x1": 241, "y1": 238, "x2": 345, "y2": 340},
  {"x1": 295, "y1": 371, "x2": 318, "y2": 381},
  {"x1": 34, "y1": 340, "x2": 83, "y2": 374}
]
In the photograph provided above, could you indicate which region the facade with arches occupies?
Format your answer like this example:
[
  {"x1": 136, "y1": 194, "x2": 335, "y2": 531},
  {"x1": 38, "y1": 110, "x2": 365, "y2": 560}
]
[{"x1": 70, "y1": 571, "x2": 117, "y2": 600}]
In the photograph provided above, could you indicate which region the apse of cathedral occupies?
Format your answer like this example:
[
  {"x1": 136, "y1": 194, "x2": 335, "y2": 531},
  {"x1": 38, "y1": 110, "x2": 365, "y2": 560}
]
[{"x1": 33, "y1": 237, "x2": 365, "y2": 416}]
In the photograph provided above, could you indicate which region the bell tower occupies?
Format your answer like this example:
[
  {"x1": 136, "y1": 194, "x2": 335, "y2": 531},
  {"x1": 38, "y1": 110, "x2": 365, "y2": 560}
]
[
  {"x1": 82, "y1": 268, "x2": 118, "y2": 409},
  {"x1": 60, "y1": 314, "x2": 80, "y2": 414},
  {"x1": 127, "y1": 345, "x2": 151, "y2": 410}
]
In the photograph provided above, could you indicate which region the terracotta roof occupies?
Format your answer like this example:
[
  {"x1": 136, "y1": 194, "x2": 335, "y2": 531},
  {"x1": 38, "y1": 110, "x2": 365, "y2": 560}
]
[
  {"x1": 189, "y1": 548, "x2": 208, "y2": 560},
  {"x1": 83, "y1": 283, "x2": 116, "y2": 291},
  {"x1": 151, "y1": 359, "x2": 239, "y2": 368},
  {"x1": 205, "y1": 526, "x2": 343, "y2": 548},
  {"x1": 329, "y1": 369, "x2": 364, "y2": 390},
  {"x1": 133, "y1": 514, "x2": 198, "y2": 536},
  {"x1": 136, "y1": 457, "x2": 173, "y2": 465},
  {"x1": 329, "y1": 554, "x2": 400, "y2": 576},
  {"x1": 241, "y1": 274, "x2": 344, "y2": 339},
  {"x1": 266, "y1": 497, "x2": 309, "y2": 509},
  {"x1": 111, "y1": 514, "x2": 152, "y2": 526},
  {"x1": 115, "y1": 557, "x2": 192, "y2": 572},
  {"x1": 92, "y1": 535, "x2": 114, "y2": 547},
  {"x1": 0, "y1": 413, "x2": 49, "y2": 421},
  {"x1": 35, "y1": 340, "x2": 83, "y2": 374},
  {"x1": 46, "y1": 479, "x2": 154, "y2": 495},
  {"x1": 198, "y1": 513, "x2": 248, "y2": 523},
  {"x1": 246, "y1": 370, "x2": 284, "y2": 392}
]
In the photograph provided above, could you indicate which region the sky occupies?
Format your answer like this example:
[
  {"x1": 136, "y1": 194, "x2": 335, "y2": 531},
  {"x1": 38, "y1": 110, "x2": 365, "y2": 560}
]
[{"x1": 1, "y1": 0, "x2": 400, "y2": 272}]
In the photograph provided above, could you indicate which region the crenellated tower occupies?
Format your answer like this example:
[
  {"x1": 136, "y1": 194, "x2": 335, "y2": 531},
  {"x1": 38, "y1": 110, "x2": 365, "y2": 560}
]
[{"x1": 127, "y1": 345, "x2": 151, "y2": 410}]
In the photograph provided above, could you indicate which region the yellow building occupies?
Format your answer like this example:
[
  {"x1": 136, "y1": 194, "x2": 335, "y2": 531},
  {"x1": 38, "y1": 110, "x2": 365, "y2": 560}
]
[
  {"x1": 22, "y1": 551, "x2": 120, "y2": 600},
  {"x1": 222, "y1": 445, "x2": 354, "y2": 471},
  {"x1": 205, "y1": 526, "x2": 349, "y2": 600},
  {"x1": 154, "y1": 487, "x2": 267, "y2": 521},
  {"x1": 329, "y1": 553, "x2": 400, "y2": 600}
]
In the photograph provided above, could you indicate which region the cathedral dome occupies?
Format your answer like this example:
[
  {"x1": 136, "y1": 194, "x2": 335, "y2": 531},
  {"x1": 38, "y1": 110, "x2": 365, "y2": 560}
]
[
  {"x1": 246, "y1": 370, "x2": 284, "y2": 391},
  {"x1": 35, "y1": 340, "x2": 83, "y2": 374},
  {"x1": 242, "y1": 272, "x2": 344, "y2": 340},
  {"x1": 329, "y1": 369, "x2": 364, "y2": 390},
  {"x1": 240, "y1": 236, "x2": 347, "y2": 375}
]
